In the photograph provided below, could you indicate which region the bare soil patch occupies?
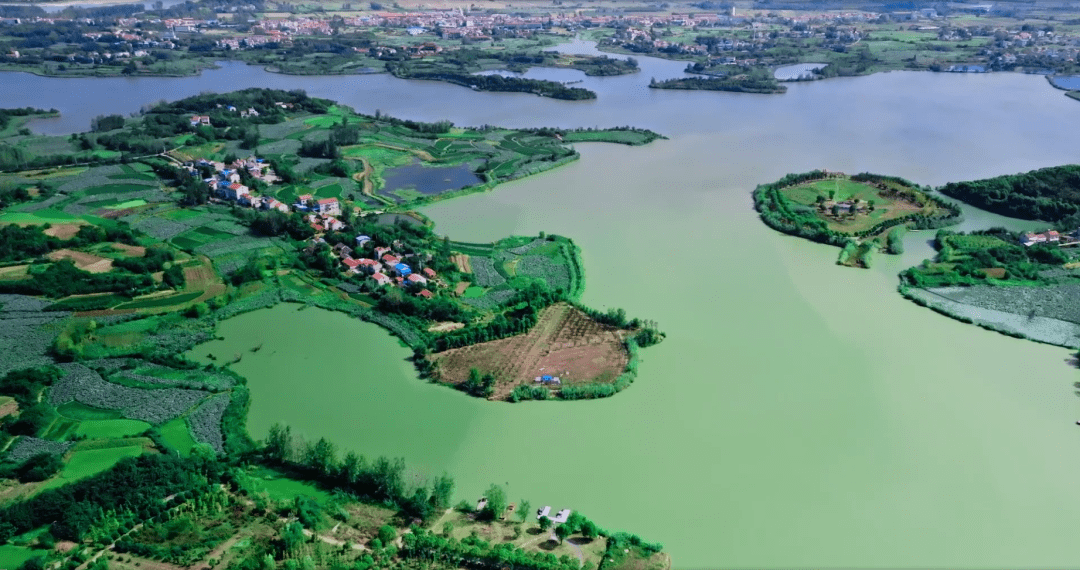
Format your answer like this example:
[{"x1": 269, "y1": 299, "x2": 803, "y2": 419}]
[
  {"x1": 0, "y1": 398, "x2": 18, "y2": 419},
  {"x1": 450, "y1": 254, "x2": 472, "y2": 274},
  {"x1": 432, "y1": 303, "x2": 629, "y2": 400},
  {"x1": 453, "y1": 281, "x2": 471, "y2": 296},
  {"x1": 110, "y1": 242, "x2": 146, "y2": 257},
  {"x1": 47, "y1": 249, "x2": 113, "y2": 273},
  {"x1": 980, "y1": 267, "x2": 1007, "y2": 279},
  {"x1": 43, "y1": 223, "x2": 85, "y2": 240},
  {"x1": 428, "y1": 321, "x2": 466, "y2": 333},
  {"x1": 185, "y1": 256, "x2": 227, "y2": 303}
]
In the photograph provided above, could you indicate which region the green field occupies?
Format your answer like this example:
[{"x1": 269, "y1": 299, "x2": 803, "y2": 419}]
[
  {"x1": 56, "y1": 401, "x2": 122, "y2": 421},
  {"x1": 0, "y1": 545, "x2": 39, "y2": 570},
  {"x1": 245, "y1": 468, "x2": 332, "y2": 504},
  {"x1": 462, "y1": 286, "x2": 486, "y2": 298},
  {"x1": 75, "y1": 419, "x2": 151, "y2": 439},
  {"x1": 159, "y1": 417, "x2": 197, "y2": 456},
  {"x1": 38, "y1": 444, "x2": 145, "y2": 492},
  {"x1": 104, "y1": 199, "x2": 148, "y2": 210},
  {"x1": 114, "y1": 291, "x2": 203, "y2": 310}
]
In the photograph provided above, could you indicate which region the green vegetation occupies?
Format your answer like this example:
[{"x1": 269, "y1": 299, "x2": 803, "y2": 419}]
[
  {"x1": 74, "y1": 419, "x2": 150, "y2": 439},
  {"x1": 158, "y1": 417, "x2": 198, "y2": 457},
  {"x1": 753, "y1": 171, "x2": 962, "y2": 267},
  {"x1": 902, "y1": 228, "x2": 1071, "y2": 288},
  {"x1": 938, "y1": 164, "x2": 1080, "y2": 223},
  {"x1": 387, "y1": 64, "x2": 597, "y2": 100},
  {"x1": 649, "y1": 70, "x2": 786, "y2": 94}
]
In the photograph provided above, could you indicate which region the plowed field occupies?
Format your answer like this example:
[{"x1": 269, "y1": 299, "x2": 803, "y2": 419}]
[{"x1": 432, "y1": 302, "x2": 629, "y2": 400}]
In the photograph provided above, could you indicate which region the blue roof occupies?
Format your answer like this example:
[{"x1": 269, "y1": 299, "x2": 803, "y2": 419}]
[
  {"x1": 395, "y1": 263, "x2": 412, "y2": 274},
  {"x1": 542, "y1": 375, "x2": 553, "y2": 381}
]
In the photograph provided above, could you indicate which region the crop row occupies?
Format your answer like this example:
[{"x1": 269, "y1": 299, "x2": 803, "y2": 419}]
[
  {"x1": 5, "y1": 436, "x2": 74, "y2": 463},
  {"x1": 129, "y1": 216, "x2": 192, "y2": 240},
  {"x1": 188, "y1": 393, "x2": 230, "y2": 454},
  {"x1": 196, "y1": 236, "x2": 270, "y2": 258},
  {"x1": 505, "y1": 239, "x2": 546, "y2": 256},
  {"x1": 516, "y1": 255, "x2": 571, "y2": 291},
  {"x1": 50, "y1": 363, "x2": 209, "y2": 424},
  {"x1": 470, "y1": 256, "x2": 506, "y2": 287},
  {"x1": 0, "y1": 296, "x2": 66, "y2": 375},
  {"x1": 55, "y1": 165, "x2": 126, "y2": 194},
  {"x1": 460, "y1": 289, "x2": 516, "y2": 310}
]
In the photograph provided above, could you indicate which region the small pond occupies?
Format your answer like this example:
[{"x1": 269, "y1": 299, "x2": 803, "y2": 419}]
[
  {"x1": 1050, "y1": 75, "x2": 1080, "y2": 90},
  {"x1": 381, "y1": 160, "x2": 483, "y2": 198}
]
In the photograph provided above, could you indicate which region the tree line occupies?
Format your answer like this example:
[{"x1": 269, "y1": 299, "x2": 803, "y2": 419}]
[
  {"x1": 938, "y1": 164, "x2": 1080, "y2": 224},
  {"x1": 386, "y1": 64, "x2": 597, "y2": 101}
]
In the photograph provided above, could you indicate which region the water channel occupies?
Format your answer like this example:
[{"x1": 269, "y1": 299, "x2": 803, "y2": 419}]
[{"x1": 9, "y1": 41, "x2": 1080, "y2": 567}]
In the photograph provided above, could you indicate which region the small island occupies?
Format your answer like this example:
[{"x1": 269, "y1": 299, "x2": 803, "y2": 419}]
[
  {"x1": 753, "y1": 170, "x2": 962, "y2": 267},
  {"x1": 649, "y1": 69, "x2": 786, "y2": 94}
]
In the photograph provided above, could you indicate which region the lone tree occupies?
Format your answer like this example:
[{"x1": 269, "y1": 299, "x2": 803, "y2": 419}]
[
  {"x1": 481, "y1": 484, "x2": 507, "y2": 521},
  {"x1": 518, "y1": 499, "x2": 532, "y2": 524},
  {"x1": 538, "y1": 515, "x2": 552, "y2": 531},
  {"x1": 555, "y1": 524, "x2": 570, "y2": 544}
]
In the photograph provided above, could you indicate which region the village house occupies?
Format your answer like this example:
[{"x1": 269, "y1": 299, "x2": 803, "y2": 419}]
[
  {"x1": 356, "y1": 235, "x2": 371, "y2": 247},
  {"x1": 324, "y1": 216, "x2": 345, "y2": 231},
  {"x1": 371, "y1": 272, "x2": 391, "y2": 286},
  {"x1": 190, "y1": 115, "x2": 211, "y2": 127},
  {"x1": 295, "y1": 194, "x2": 314, "y2": 210},
  {"x1": 316, "y1": 197, "x2": 341, "y2": 216},
  {"x1": 358, "y1": 258, "x2": 382, "y2": 274},
  {"x1": 407, "y1": 273, "x2": 427, "y2": 286},
  {"x1": 393, "y1": 262, "x2": 412, "y2": 277},
  {"x1": 375, "y1": 246, "x2": 391, "y2": 258},
  {"x1": 416, "y1": 289, "x2": 433, "y2": 299},
  {"x1": 382, "y1": 253, "x2": 400, "y2": 267},
  {"x1": 342, "y1": 257, "x2": 362, "y2": 272},
  {"x1": 422, "y1": 267, "x2": 437, "y2": 279},
  {"x1": 264, "y1": 198, "x2": 289, "y2": 213}
]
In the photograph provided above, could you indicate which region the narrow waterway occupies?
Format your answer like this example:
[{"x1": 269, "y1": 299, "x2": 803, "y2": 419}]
[{"x1": 16, "y1": 41, "x2": 1080, "y2": 567}]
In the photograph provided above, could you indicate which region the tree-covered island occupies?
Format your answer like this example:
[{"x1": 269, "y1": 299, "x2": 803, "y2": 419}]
[{"x1": 752, "y1": 170, "x2": 962, "y2": 268}]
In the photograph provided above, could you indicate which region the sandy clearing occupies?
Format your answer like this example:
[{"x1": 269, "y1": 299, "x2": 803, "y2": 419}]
[
  {"x1": 0, "y1": 398, "x2": 18, "y2": 419},
  {"x1": 44, "y1": 223, "x2": 85, "y2": 240},
  {"x1": 46, "y1": 249, "x2": 113, "y2": 273},
  {"x1": 428, "y1": 322, "x2": 466, "y2": 332},
  {"x1": 453, "y1": 281, "x2": 471, "y2": 296},
  {"x1": 110, "y1": 242, "x2": 146, "y2": 257}
]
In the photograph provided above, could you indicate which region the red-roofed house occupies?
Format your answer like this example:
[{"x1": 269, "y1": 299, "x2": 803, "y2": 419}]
[
  {"x1": 325, "y1": 216, "x2": 345, "y2": 231},
  {"x1": 416, "y1": 289, "x2": 433, "y2": 299},
  {"x1": 371, "y1": 272, "x2": 391, "y2": 286},
  {"x1": 316, "y1": 197, "x2": 341, "y2": 216},
  {"x1": 382, "y1": 254, "x2": 400, "y2": 266},
  {"x1": 358, "y1": 258, "x2": 382, "y2": 274},
  {"x1": 375, "y1": 246, "x2": 391, "y2": 258},
  {"x1": 422, "y1": 267, "x2": 437, "y2": 279},
  {"x1": 343, "y1": 257, "x2": 362, "y2": 271},
  {"x1": 264, "y1": 198, "x2": 289, "y2": 213},
  {"x1": 407, "y1": 274, "x2": 427, "y2": 286},
  {"x1": 1047, "y1": 230, "x2": 1061, "y2": 241}
]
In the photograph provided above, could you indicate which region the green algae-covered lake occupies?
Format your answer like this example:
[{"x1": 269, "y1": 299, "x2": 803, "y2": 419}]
[{"x1": 70, "y1": 43, "x2": 1080, "y2": 568}]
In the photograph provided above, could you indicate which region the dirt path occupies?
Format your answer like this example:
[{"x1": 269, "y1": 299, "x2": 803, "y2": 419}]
[
  {"x1": 351, "y1": 157, "x2": 374, "y2": 196},
  {"x1": 374, "y1": 143, "x2": 435, "y2": 162},
  {"x1": 504, "y1": 303, "x2": 571, "y2": 381},
  {"x1": 301, "y1": 527, "x2": 367, "y2": 551}
]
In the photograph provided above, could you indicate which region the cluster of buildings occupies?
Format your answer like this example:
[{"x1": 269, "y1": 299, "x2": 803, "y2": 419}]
[
  {"x1": 1020, "y1": 229, "x2": 1080, "y2": 246},
  {"x1": 334, "y1": 238, "x2": 438, "y2": 298},
  {"x1": 198, "y1": 156, "x2": 291, "y2": 214}
]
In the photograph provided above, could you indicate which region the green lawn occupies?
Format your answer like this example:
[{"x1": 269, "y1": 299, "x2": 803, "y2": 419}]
[
  {"x1": 462, "y1": 286, "x2": 486, "y2": 298},
  {"x1": 75, "y1": 419, "x2": 152, "y2": 439},
  {"x1": 246, "y1": 468, "x2": 332, "y2": 504},
  {"x1": 37, "y1": 444, "x2": 144, "y2": 492},
  {"x1": 0, "y1": 545, "x2": 40, "y2": 570},
  {"x1": 56, "y1": 401, "x2": 122, "y2": 421},
  {"x1": 159, "y1": 417, "x2": 197, "y2": 457},
  {"x1": 104, "y1": 199, "x2": 148, "y2": 210}
]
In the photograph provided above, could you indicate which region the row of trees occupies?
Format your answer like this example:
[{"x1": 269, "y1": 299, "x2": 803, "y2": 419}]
[{"x1": 262, "y1": 423, "x2": 454, "y2": 522}]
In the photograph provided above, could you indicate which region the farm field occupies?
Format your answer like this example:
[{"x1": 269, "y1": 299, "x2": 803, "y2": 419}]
[
  {"x1": 159, "y1": 417, "x2": 198, "y2": 456},
  {"x1": 432, "y1": 303, "x2": 630, "y2": 400}
]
